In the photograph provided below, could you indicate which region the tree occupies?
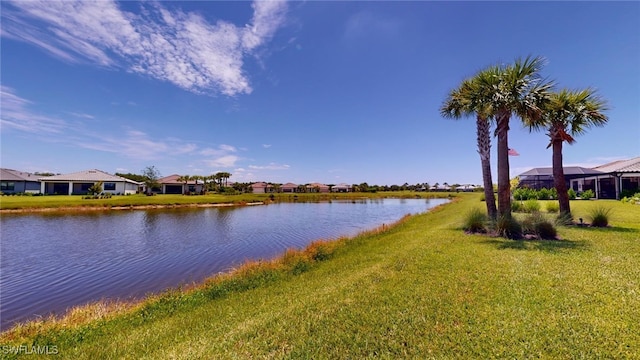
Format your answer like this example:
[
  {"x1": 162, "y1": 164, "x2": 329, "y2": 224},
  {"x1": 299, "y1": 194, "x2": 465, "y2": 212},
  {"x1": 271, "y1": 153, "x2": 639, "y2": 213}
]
[
  {"x1": 142, "y1": 166, "x2": 161, "y2": 195},
  {"x1": 474, "y1": 56, "x2": 552, "y2": 218},
  {"x1": 528, "y1": 88, "x2": 608, "y2": 215},
  {"x1": 218, "y1": 172, "x2": 232, "y2": 187},
  {"x1": 441, "y1": 77, "x2": 498, "y2": 220},
  {"x1": 176, "y1": 175, "x2": 190, "y2": 194},
  {"x1": 88, "y1": 181, "x2": 103, "y2": 195}
]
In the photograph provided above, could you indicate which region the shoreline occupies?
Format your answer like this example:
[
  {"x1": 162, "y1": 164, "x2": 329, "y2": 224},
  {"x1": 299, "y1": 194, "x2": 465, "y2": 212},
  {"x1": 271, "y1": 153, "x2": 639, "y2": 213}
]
[
  {"x1": 0, "y1": 208, "x2": 419, "y2": 336},
  {"x1": 0, "y1": 201, "x2": 266, "y2": 214}
]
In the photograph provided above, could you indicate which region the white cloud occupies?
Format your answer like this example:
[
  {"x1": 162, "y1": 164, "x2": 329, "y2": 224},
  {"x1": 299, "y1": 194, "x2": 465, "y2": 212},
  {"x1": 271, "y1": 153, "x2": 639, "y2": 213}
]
[
  {"x1": 248, "y1": 163, "x2": 290, "y2": 170},
  {"x1": 2, "y1": 0, "x2": 288, "y2": 96},
  {"x1": 262, "y1": 144, "x2": 272, "y2": 148},
  {"x1": 205, "y1": 155, "x2": 239, "y2": 168},
  {"x1": 200, "y1": 144, "x2": 237, "y2": 156},
  {"x1": 200, "y1": 144, "x2": 240, "y2": 168},
  {"x1": 0, "y1": 87, "x2": 204, "y2": 161},
  {"x1": 0, "y1": 85, "x2": 67, "y2": 133}
]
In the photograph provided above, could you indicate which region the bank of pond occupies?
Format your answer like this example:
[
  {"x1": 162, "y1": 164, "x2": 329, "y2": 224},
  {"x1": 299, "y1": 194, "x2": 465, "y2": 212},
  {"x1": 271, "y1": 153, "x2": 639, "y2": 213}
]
[{"x1": 0, "y1": 197, "x2": 449, "y2": 331}]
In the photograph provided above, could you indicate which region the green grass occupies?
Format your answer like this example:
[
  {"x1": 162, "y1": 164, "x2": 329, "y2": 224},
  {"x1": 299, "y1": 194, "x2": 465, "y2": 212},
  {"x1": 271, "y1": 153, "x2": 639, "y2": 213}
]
[
  {"x1": 0, "y1": 191, "x2": 449, "y2": 211},
  {"x1": 1, "y1": 194, "x2": 639, "y2": 358}
]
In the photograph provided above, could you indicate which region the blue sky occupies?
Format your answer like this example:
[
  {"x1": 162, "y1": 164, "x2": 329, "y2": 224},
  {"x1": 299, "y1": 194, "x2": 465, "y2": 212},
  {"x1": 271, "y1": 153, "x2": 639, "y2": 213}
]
[{"x1": 1, "y1": 1, "x2": 639, "y2": 186}]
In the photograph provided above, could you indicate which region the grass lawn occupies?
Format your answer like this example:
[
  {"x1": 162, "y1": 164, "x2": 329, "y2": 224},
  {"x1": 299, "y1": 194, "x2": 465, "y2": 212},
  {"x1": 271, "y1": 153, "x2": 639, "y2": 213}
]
[{"x1": 1, "y1": 193, "x2": 638, "y2": 358}]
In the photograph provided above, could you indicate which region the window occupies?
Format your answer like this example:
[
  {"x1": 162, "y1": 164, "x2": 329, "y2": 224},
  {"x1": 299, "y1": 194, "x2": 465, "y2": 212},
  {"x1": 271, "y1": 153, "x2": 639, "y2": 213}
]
[
  {"x1": 104, "y1": 183, "x2": 116, "y2": 191},
  {"x1": 1, "y1": 182, "x2": 15, "y2": 191}
]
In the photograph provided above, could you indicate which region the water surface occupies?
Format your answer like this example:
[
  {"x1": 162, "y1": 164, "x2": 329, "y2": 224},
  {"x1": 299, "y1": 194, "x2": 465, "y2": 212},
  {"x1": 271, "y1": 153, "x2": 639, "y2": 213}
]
[{"x1": 0, "y1": 198, "x2": 447, "y2": 330}]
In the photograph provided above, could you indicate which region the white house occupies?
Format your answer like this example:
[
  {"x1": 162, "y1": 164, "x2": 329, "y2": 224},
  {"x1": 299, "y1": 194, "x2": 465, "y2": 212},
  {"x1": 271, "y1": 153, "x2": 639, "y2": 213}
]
[{"x1": 39, "y1": 169, "x2": 142, "y2": 195}]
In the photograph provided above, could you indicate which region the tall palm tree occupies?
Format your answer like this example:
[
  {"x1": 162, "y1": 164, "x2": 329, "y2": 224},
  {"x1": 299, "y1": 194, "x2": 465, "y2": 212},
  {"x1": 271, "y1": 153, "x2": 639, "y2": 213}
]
[
  {"x1": 176, "y1": 175, "x2": 190, "y2": 194},
  {"x1": 528, "y1": 88, "x2": 608, "y2": 215},
  {"x1": 475, "y1": 56, "x2": 553, "y2": 218},
  {"x1": 219, "y1": 172, "x2": 232, "y2": 187},
  {"x1": 441, "y1": 77, "x2": 497, "y2": 220}
]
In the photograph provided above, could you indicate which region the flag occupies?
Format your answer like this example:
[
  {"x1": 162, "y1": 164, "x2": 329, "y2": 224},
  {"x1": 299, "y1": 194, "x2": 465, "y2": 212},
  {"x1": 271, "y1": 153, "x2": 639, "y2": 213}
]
[{"x1": 508, "y1": 148, "x2": 520, "y2": 156}]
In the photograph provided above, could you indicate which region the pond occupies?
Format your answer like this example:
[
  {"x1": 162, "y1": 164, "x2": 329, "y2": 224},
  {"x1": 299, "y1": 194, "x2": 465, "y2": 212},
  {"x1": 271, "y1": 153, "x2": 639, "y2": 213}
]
[{"x1": 0, "y1": 198, "x2": 448, "y2": 330}]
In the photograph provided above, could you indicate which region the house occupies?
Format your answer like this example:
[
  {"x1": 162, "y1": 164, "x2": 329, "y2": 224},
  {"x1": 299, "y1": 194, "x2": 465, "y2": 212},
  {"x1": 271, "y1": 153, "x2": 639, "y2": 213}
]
[
  {"x1": 306, "y1": 183, "x2": 330, "y2": 193},
  {"x1": 518, "y1": 157, "x2": 640, "y2": 199},
  {"x1": 518, "y1": 167, "x2": 604, "y2": 192},
  {"x1": 430, "y1": 184, "x2": 451, "y2": 192},
  {"x1": 250, "y1": 182, "x2": 272, "y2": 194},
  {"x1": 332, "y1": 183, "x2": 352, "y2": 192},
  {"x1": 157, "y1": 174, "x2": 204, "y2": 194},
  {"x1": 587, "y1": 157, "x2": 640, "y2": 199},
  {"x1": 0, "y1": 168, "x2": 42, "y2": 194},
  {"x1": 39, "y1": 169, "x2": 142, "y2": 195},
  {"x1": 281, "y1": 182, "x2": 298, "y2": 193},
  {"x1": 457, "y1": 184, "x2": 477, "y2": 192}
]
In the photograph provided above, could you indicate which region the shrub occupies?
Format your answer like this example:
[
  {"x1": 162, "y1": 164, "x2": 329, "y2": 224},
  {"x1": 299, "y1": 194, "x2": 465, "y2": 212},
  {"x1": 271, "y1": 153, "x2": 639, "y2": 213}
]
[
  {"x1": 621, "y1": 192, "x2": 640, "y2": 205},
  {"x1": 549, "y1": 187, "x2": 557, "y2": 200},
  {"x1": 545, "y1": 201, "x2": 559, "y2": 213},
  {"x1": 537, "y1": 188, "x2": 551, "y2": 200},
  {"x1": 511, "y1": 201, "x2": 523, "y2": 212},
  {"x1": 568, "y1": 188, "x2": 577, "y2": 200},
  {"x1": 523, "y1": 199, "x2": 541, "y2": 213},
  {"x1": 494, "y1": 215, "x2": 522, "y2": 240},
  {"x1": 581, "y1": 189, "x2": 595, "y2": 199},
  {"x1": 522, "y1": 213, "x2": 557, "y2": 240},
  {"x1": 462, "y1": 208, "x2": 487, "y2": 233},
  {"x1": 589, "y1": 206, "x2": 612, "y2": 227},
  {"x1": 513, "y1": 187, "x2": 536, "y2": 201},
  {"x1": 555, "y1": 212, "x2": 574, "y2": 226},
  {"x1": 620, "y1": 189, "x2": 638, "y2": 199},
  {"x1": 88, "y1": 182, "x2": 103, "y2": 195}
]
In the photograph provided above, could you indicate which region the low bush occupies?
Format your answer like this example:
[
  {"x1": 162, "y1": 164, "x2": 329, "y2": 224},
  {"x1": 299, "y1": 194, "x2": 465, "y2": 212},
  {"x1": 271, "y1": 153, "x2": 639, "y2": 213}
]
[
  {"x1": 521, "y1": 213, "x2": 557, "y2": 240},
  {"x1": 537, "y1": 188, "x2": 551, "y2": 200},
  {"x1": 555, "y1": 212, "x2": 574, "y2": 226},
  {"x1": 494, "y1": 215, "x2": 522, "y2": 239},
  {"x1": 545, "y1": 201, "x2": 559, "y2": 213},
  {"x1": 589, "y1": 206, "x2": 612, "y2": 227},
  {"x1": 621, "y1": 192, "x2": 640, "y2": 205},
  {"x1": 513, "y1": 187, "x2": 536, "y2": 201},
  {"x1": 581, "y1": 189, "x2": 595, "y2": 199},
  {"x1": 568, "y1": 188, "x2": 577, "y2": 200},
  {"x1": 523, "y1": 199, "x2": 541, "y2": 213},
  {"x1": 511, "y1": 201, "x2": 523, "y2": 212},
  {"x1": 462, "y1": 208, "x2": 487, "y2": 233}
]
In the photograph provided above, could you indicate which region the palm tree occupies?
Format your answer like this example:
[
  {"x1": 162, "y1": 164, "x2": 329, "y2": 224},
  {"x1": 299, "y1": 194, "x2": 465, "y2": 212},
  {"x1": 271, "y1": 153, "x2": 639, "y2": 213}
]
[
  {"x1": 475, "y1": 56, "x2": 553, "y2": 218},
  {"x1": 219, "y1": 172, "x2": 232, "y2": 187},
  {"x1": 528, "y1": 88, "x2": 608, "y2": 216},
  {"x1": 191, "y1": 175, "x2": 205, "y2": 194},
  {"x1": 441, "y1": 78, "x2": 497, "y2": 219},
  {"x1": 176, "y1": 175, "x2": 190, "y2": 194}
]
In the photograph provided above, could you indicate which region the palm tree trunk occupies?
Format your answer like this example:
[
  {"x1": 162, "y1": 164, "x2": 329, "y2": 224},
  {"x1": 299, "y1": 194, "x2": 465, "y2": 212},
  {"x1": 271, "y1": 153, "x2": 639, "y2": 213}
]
[
  {"x1": 552, "y1": 138, "x2": 571, "y2": 215},
  {"x1": 477, "y1": 116, "x2": 497, "y2": 220},
  {"x1": 496, "y1": 112, "x2": 512, "y2": 218}
]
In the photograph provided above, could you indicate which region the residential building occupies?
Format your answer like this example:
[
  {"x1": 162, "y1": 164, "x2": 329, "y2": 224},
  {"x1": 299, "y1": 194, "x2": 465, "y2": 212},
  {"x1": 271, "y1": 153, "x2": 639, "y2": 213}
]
[
  {"x1": 281, "y1": 182, "x2": 298, "y2": 193},
  {"x1": 518, "y1": 157, "x2": 640, "y2": 199},
  {"x1": 518, "y1": 167, "x2": 603, "y2": 192},
  {"x1": 0, "y1": 168, "x2": 41, "y2": 194},
  {"x1": 157, "y1": 175, "x2": 204, "y2": 194},
  {"x1": 332, "y1": 183, "x2": 352, "y2": 192},
  {"x1": 39, "y1": 169, "x2": 142, "y2": 195}
]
